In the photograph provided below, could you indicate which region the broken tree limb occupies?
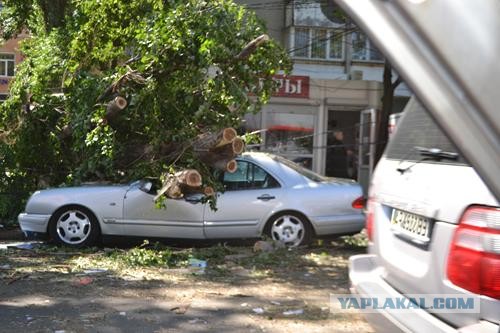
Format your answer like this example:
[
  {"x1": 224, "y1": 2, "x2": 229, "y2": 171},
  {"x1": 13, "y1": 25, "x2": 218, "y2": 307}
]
[
  {"x1": 105, "y1": 96, "x2": 128, "y2": 120},
  {"x1": 154, "y1": 169, "x2": 203, "y2": 201},
  {"x1": 213, "y1": 159, "x2": 237, "y2": 173},
  {"x1": 59, "y1": 124, "x2": 73, "y2": 140},
  {"x1": 193, "y1": 128, "x2": 237, "y2": 152},
  {"x1": 203, "y1": 186, "x2": 215, "y2": 197},
  {"x1": 154, "y1": 174, "x2": 183, "y2": 201},
  {"x1": 212, "y1": 137, "x2": 245, "y2": 156},
  {"x1": 175, "y1": 169, "x2": 202, "y2": 188},
  {"x1": 236, "y1": 34, "x2": 270, "y2": 60}
]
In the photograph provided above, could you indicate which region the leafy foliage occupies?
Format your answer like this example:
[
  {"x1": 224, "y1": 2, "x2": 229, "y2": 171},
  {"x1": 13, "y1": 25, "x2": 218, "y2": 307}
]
[{"x1": 0, "y1": 0, "x2": 291, "y2": 223}]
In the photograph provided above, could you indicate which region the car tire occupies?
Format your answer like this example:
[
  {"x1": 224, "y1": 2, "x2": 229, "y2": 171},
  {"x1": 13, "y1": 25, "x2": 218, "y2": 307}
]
[
  {"x1": 265, "y1": 212, "x2": 313, "y2": 247},
  {"x1": 48, "y1": 205, "x2": 100, "y2": 247}
]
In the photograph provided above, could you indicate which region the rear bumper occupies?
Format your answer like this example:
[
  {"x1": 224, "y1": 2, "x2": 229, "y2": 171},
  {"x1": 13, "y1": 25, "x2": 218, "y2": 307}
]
[
  {"x1": 312, "y1": 213, "x2": 365, "y2": 236},
  {"x1": 349, "y1": 254, "x2": 499, "y2": 333},
  {"x1": 18, "y1": 213, "x2": 50, "y2": 234}
]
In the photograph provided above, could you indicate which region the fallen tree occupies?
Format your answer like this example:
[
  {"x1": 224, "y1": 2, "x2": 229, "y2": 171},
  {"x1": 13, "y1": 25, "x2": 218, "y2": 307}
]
[{"x1": 0, "y1": 0, "x2": 291, "y2": 220}]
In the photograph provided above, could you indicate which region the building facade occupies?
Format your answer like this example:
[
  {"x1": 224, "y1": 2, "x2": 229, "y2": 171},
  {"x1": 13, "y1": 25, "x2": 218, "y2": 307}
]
[
  {"x1": 0, "y1": 34, "x2": 25, "y2": 102},
  {"x1": 238, "y1": 0, "x2": 410, "y2": 190}
]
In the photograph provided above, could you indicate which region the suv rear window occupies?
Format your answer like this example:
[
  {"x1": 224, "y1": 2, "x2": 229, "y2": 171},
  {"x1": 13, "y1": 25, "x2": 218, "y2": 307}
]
[{"x1": 386, "y1": 97, "x2": 468, "y2": 165}]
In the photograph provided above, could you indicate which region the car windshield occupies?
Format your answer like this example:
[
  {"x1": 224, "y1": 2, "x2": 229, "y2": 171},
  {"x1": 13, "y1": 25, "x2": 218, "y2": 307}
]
[
  {"x1": 272, "y1": 155, "x2": 328, "y2": 182},
  {"x1": 386, "y1": 98, "x2": 469, "y2": 166}
]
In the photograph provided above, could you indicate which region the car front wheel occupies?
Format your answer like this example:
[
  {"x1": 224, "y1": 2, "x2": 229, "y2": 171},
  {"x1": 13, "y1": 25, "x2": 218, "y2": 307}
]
[
  {"x1": 266, "y1": 212, "x2": 312, "y2": 247},
  {"x1": 48, "y1": 206, "x2": 100, "y2": 247}
]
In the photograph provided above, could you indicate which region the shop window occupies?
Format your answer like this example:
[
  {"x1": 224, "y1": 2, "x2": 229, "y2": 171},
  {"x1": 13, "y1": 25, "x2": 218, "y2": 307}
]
[
  {"x1": 0, "y1": 54, "x2": 15, "y2": 77},
  {"x1": 264, "y1": 109, "x2": 315, "y2": 168}
]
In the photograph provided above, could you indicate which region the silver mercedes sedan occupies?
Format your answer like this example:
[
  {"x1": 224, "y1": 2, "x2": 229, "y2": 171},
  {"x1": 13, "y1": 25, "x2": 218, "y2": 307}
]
[{"x1": 18, "y1": 152, "x2": 365, "y2": 248}]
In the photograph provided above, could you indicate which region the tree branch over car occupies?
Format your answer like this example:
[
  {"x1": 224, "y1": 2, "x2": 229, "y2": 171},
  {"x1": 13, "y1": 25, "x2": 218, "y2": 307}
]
[{"x1": 0, "y1": 0, "x2": 291, "y2": 218}]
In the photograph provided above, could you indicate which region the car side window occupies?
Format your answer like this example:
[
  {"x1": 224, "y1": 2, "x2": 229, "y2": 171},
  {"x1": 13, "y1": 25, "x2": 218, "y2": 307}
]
[{"x1": 223, "y1": 161, "x2": 280, "y2": 191}]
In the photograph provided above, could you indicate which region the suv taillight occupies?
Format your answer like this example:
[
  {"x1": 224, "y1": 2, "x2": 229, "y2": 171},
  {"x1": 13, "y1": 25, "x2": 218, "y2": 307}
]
[
  {"x1": 365, "y1": 198, "x2": 375, "y2": 242},
  {"x1": 447, "y1": 205, "x2": 500, "y2": 299}
]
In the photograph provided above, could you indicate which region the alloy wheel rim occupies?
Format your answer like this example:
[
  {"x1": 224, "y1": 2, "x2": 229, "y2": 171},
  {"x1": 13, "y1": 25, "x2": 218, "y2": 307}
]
[
  {"x1": 56, "y1": 210, "x2": 91, "y2": 245},
  {"x1": 270, "y1": 215, "x2": 304, "y2": 246}
]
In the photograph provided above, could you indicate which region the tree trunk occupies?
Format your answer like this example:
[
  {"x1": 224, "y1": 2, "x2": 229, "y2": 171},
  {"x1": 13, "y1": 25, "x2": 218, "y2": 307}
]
[{"x1": 375, "y1": 61, "x2": 402, "y2": 164}]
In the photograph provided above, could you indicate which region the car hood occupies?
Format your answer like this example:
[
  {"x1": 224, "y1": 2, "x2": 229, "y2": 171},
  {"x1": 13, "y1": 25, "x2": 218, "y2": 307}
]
[
  {"x1": 25, "y1": 185, "x2": 129, "y2": 215},
  {"x1": 34, "y1": 185, "x2": 128, "y2": 196},
  {"x1": 335, "y1": 0, "x2": 500, "y2": 200}
]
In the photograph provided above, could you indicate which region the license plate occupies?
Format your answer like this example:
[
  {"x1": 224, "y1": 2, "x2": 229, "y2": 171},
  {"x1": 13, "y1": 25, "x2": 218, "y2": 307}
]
[{"x1": 390, "y1": 209, "x2": 431, "y2": 243}]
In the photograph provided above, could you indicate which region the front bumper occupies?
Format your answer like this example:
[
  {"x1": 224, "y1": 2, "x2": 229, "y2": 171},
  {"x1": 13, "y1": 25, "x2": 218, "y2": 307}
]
[
  {"x1": 18, "y1": 213, "x2": 51, "y2": 234},
  {"x1": 349, "y1": 254, "x2": 498, "y2": 333}
]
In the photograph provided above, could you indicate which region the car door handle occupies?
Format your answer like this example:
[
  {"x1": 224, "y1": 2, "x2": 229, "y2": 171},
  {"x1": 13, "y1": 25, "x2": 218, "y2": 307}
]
[
  {"x1": 185, "y1": 194, "x2": 203, "y2": 203},
  {"x1": 257, "y1": 194, "x2": 275, "y2": 201}
]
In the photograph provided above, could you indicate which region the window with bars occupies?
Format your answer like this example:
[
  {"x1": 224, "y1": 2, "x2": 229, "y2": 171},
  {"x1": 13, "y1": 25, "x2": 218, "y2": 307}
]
[
  {"x1": 293, "y1": 27, "x2": 344, "y2": 60},
  {"x1": 351, "y1": 31, "x2": 383, "y2": 61},
  {"x1": 292, "y1": 28, "x2": 382, "y2": 62},
  {"x1": 0, "y1": 54, "x2": 15, "y2": 77}
]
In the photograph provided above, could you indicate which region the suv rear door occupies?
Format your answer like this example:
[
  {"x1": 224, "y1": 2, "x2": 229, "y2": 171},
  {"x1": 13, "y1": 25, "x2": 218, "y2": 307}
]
[{"x1": 370, "y1": 97, "x2": 499, "y2": 327}]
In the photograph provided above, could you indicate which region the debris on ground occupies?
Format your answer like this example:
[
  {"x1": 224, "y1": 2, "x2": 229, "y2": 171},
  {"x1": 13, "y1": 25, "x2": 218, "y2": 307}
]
[
  {"x1": 170, "y1": 304, "x2": 191, "y2": 314},
  {"x1": 229, "y1": 293, "x2": 251, "y2": 298},
  {"x1": 0, "y1": 239, "x2": 373, "y2": 332},
  {"x1": 283, "y1": 309, "x2": 304, "y2": 316},
  {"x1": 252, "y1": 307, "x2": 265, "y2": 314},
  {"x1": 224, "y1": 253, "x2": 252, "y2": 261},
  {"x1": 253, "y1": 240, "x2": 286, "y2": 253},
  {"x1": 82, "y1": 268, "x2": 109, "y2": 275},
  {"x1": 74, "y1": 277, "x2": 94, "y2": 286},
  {"x1": 252, "y1": 240, "x2": 274, "y2": 253},
  {"x1": 188, "y1": 258, "x2": 207, "y2": 275},
  {"x1": 7, "y1": 273, "x2": 30, "y2": 285},
  {"x1": 8, "y1": 242, "x2": 37, "y2": 250}
]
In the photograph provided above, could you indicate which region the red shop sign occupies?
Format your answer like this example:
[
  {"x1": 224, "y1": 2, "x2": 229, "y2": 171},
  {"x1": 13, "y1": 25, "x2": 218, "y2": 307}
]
[{"x1": 272, "y1": 75, "x2": 309, "y2": 98}]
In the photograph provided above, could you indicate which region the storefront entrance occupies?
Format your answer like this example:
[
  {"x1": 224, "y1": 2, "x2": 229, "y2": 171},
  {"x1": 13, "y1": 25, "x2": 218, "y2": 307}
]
[{"x1": 326, "y1": 108, "x2": 377, "y2": 194}]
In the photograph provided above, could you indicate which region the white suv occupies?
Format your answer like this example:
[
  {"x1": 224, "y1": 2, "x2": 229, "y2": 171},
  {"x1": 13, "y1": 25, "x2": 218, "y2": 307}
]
[{"x1": 349, "y1": 97, "x2": 499, "y2": 332}]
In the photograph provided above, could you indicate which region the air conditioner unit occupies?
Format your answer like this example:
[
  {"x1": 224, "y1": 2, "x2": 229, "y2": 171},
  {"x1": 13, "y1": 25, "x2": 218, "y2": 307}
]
[{"x1": 351, "y1": 70, "x2": 363, "y2": 80}]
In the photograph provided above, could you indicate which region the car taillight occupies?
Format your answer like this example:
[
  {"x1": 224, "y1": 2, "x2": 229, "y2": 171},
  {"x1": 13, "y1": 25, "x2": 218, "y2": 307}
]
[
  {"x1": 447, "y1": 205, "x2": 500, "y2": 299},
  {"x1": 352, "y1": 196, "x2": 366, "y2": 209},
  {"x1": 365, "y1": 198, "x2": 375, "y2": 242}
]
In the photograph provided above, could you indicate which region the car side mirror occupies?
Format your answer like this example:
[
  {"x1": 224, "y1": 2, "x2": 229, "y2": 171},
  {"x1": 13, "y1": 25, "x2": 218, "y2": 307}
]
[{"x1": 139, "y1": 181, "x2": 153, "y2": 193}]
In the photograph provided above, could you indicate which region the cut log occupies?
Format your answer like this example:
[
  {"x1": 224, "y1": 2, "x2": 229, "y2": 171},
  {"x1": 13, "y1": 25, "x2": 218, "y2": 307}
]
[
  {"x1": 175, "y1": 169, "x2": 202, "y2": 188},
  {"x1": 59, "y1": 125, "x2": 73, "y2": 140},
  {"x1": 203, "y1": 186, "x2": 215, "y2": 197},
  {"x1": 154, "y1": 169, "x2": 203, "y2": 201},
  {"x1": 193, "y1": 128, "x2": 237, "y2": 152},
  {"x1": 231, "y1": 137, "x2": 245, "y2": 155},
  {"x1": 212, "y1": 159, "x2": 237, "y2": 173},
  {"x1": 154, "y1": 174, "x2": 183, "y2": 201},
  {"x1": 104, "y1": 96, "x2": 128, "y2": 125},
  {"x1": 212, "y1": 137, "x2": 244, "y2": 156}
]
